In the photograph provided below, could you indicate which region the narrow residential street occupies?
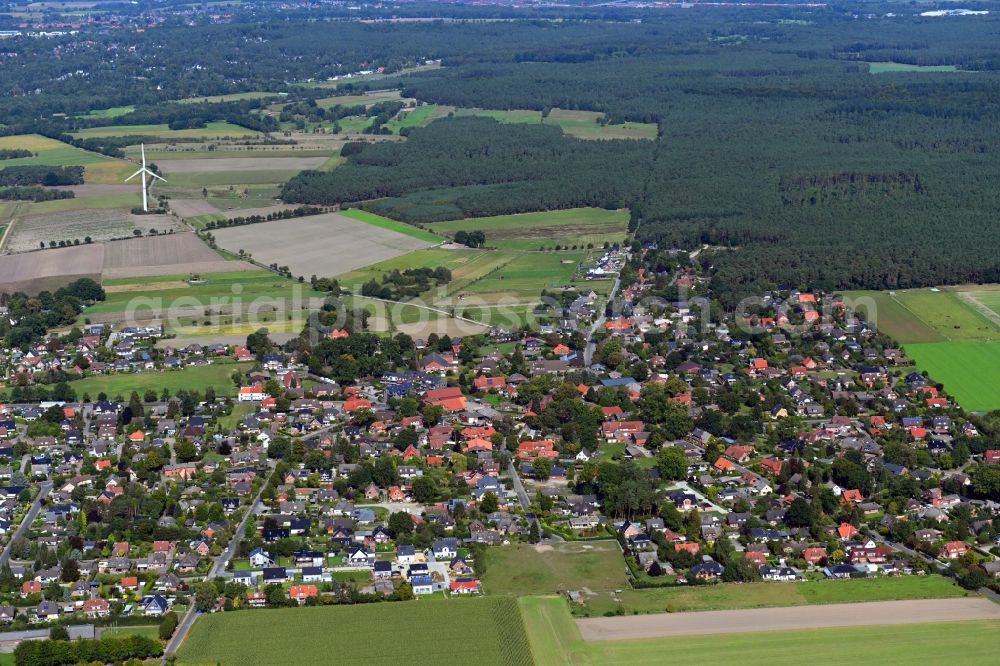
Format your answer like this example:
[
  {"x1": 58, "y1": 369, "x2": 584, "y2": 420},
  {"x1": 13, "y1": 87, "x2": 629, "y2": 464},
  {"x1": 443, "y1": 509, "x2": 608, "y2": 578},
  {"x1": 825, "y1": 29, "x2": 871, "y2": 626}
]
[
  {"x1": 0, "y1": 481, "x2": 52, "y2": 568},
  {"x1": 164, "y1": 464, "x2": 275, "y2": 661}
]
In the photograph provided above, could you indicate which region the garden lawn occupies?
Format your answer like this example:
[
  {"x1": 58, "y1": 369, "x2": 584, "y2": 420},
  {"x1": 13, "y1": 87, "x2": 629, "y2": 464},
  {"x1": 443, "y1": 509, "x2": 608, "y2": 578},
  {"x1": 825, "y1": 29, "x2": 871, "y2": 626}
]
[
  {"x1": 176, "y1": 597, "x2": 532, "y2": 666},
  {"x1": 481, "y1": 541, "x2": 629, "y2": 597},
  {"x1": 574, "y1": 576, "x2": 966, "y2": 617},
  {"x1": 521, "y1": 596, "x2": 1000, "y2": 666}
]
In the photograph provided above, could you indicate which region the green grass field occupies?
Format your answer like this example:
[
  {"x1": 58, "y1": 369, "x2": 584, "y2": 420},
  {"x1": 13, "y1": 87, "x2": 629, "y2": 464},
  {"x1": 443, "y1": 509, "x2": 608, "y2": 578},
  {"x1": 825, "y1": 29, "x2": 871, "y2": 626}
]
[
  {"x1": 176, "y1": 597, "x2": 532, "y2": 666},
  {"x1": 70, "y1": 360, "x2": 239, "y2": 399},
  {"x1": 177, "y1": 91, "x2": 284, "y2": 104},
  {"x1": 843, "y1": 287, "x2": 1000, "y2": 410},
  {"x1": 574, "y1": 576, "x2": 966, "y2": 617},
  {"x1": 78, "y1": 105, "x2": 136, "y2": 119},
  {"x1": 383, "y1": 104, "x2": 450, "y2": 134},
  {"x1": 0, "y1": 134, "x2": 135, "y2": 184},
  {"x1": 521, "y1": 596, "x2": 1000, "y2": 666},
  {"x1": 87, "y1": 270, "x2": 323, "y2": 316},
  {"x1": 163, "y1": 170, "x2": 303, "y2": 188},
  {"x1": 315, "y1": 91, "x2": 404, "y2": 109},
  {"x1": 449, "y1": 107, "x2": 657, "y2": 140},
  {"x1": 482, "y1": 541, "x2": 629, "y2": 597},
  {"x1": 868, "y1": 62, "x2": 960, "y2": 74},
  {"x1": 844, "y1": 288, "x2": 1000, "y2": 343},
  {"x1": 72, "y1": 121, "x2": 261, "y2": 141},
  {"x1": 906, "y1": 341, "x2": 1000, "y2": 411},
  {"x1": 428, "y1": 208, "x2": 628, "y2": 251}
]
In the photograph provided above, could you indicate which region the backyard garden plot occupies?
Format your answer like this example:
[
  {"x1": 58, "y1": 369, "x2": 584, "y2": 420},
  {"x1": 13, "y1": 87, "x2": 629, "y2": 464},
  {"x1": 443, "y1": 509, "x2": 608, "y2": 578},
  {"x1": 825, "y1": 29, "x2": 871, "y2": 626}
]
[
  {"x1": 210, "y1": 212, "x2": 437, "y2": 279},
  {"x1": 176, "y1": 597, "x2": 532, "y2": 666},
  {"x1": 429, "y1": 208, "x2": 629, "y2": 251},
  {"x1": 5, "y1": 209, "x2": 177, "y2": 252},
  {"x1": 0, "y1": 134, "x2": 134, "y2": 184}
]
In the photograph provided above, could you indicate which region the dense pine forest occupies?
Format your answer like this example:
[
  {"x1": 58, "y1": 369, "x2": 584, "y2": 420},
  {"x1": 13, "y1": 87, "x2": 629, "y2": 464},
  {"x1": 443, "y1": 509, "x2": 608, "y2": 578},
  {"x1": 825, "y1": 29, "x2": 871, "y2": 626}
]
[{"x1": 5, "y1": 3, "x2": 1000, "y2": 301}]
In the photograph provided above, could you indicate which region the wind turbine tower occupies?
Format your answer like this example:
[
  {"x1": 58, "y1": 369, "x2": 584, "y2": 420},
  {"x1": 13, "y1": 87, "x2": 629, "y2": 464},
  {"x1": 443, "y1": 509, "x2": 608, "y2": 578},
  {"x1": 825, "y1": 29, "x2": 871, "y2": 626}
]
[{"x1": 125, "y1": 144, "x2": 165, "y2": 212}]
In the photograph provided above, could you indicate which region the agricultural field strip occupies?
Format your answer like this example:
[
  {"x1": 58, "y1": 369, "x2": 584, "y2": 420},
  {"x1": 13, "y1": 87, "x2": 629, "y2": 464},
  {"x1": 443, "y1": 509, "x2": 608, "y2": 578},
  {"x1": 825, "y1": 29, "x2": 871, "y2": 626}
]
[
  {"x1": 155, "y1": 157, "x2": 328, "y2": 174},
  {"x1": 520, "y1": 596, "x2": 1000, "y2": 666},
  {"x1": 210, "y1": 212, "x2": 436, "y2": 280},
  {"x1": 575, "y1": 598, "x2": 1000, "y2": 641},
  {"x1": 176, "y1": 597, "x2": 532, "y2": 666}
]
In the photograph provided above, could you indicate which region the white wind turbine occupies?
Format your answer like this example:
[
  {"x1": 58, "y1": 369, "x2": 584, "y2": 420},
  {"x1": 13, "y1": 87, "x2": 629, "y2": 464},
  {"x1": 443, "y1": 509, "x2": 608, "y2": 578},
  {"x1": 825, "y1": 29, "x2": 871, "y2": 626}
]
[{"x1": 125, "y1": 144, "x2": 165, "y2": 212}]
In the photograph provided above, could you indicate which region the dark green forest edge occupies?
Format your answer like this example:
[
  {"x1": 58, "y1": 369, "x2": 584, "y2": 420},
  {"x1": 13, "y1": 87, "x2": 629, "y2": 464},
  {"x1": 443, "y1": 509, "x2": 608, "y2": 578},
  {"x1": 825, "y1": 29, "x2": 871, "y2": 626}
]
[{"x1": 4, "y1": 4, "x2": 1000, "y2": 304}]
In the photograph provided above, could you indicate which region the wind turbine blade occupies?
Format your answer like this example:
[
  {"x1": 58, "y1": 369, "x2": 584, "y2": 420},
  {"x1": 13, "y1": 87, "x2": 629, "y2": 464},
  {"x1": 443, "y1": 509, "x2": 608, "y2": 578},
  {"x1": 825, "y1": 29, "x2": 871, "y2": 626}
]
[
  {"x1": 140, "y1": 143, "x2": 146, "y2": 167},
  {"x1": 147, "y1": 170, "x2": 166, "y2": 182},
  {"x1": 125, "y1": 168, "x2": 144, "y2": 182}
]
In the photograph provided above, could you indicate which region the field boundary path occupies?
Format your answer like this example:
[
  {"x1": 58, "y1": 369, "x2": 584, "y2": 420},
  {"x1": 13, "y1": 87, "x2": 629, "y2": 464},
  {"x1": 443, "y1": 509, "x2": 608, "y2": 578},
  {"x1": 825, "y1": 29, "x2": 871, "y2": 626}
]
[{"x1": 575, "y1": 598, "x2": 1000, "y2": 641}]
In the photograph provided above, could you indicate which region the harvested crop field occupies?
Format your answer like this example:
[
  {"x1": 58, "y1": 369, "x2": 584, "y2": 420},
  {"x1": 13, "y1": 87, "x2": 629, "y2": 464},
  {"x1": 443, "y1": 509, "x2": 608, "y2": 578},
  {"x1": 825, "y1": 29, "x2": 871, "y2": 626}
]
[
  {"x1": 5, "y1": 209, "x2": 176, "y2": 252},
  {"x1": 0, "y1": 233, "x2": 251, "y2": 293},
  {"x1": 157, "y1": 157, "x2": 328, "y2": 173},
  {"x1": 170, "y1": 199, "x2": 222, "y2": 218},
  {"x1": 101, "y1": 233, "x2": 254, "y2": 279},
  {"x1": 210, "y1": 212, "x2": 435, "y2": 278},
  {"x1": 0, "y1": 244, "x2": 103, "y2": 294},
  {"x1": 575, "y1": 598, "x2": 1000, "y2": 641}
]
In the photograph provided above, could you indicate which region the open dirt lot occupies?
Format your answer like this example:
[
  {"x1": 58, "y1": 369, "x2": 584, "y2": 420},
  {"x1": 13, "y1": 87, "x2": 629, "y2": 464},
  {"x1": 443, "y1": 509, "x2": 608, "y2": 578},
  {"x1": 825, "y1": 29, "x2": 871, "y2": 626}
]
[
  {"x1": 157, "y1": 157, "x2": 327, "y2": 174},
  {"x1": 576, "y1": 598, "x2": 1000, "y2": 641},
  {"x1": 210, "y1": 212, "x2": 434, "y2": 278},
  {"x1": 0, "y1": 244, "x2": 103, "y2": 294}
]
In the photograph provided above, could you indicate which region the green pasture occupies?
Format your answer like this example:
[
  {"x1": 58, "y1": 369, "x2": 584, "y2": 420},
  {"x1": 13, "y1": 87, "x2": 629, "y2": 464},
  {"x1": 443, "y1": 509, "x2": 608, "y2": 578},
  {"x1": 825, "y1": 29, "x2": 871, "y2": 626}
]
[
  {"x1": 0, "y1": 134, "x2": 135, "y2": 184},
  {"x1": 906, "y1": 341, "x2": 1000, "y2": 411},
  {"x1": 574, "y1": 575, "x2": 966, "y2": 617},
  {"x1": 72, "y1": 121, "x2": 261, "y2": 141},
  {"x1": 176, "y1": 597, "x2": 532, "y2": 666},
  {"x1": 71, "y1": 360, "x2": 239, "y2": 399},
  {"x1": 868, "y1": 62, "x2": 960, "y2": 74},
  {"x1": 481, "y1": 541, "x2": 629, "y2": 597},
  {"x1": 428, "y1": 207, "x2": 628, "y2": 250},
  {"x1": 87, "y1": 270, "x2": 323, "y2": 316}
]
